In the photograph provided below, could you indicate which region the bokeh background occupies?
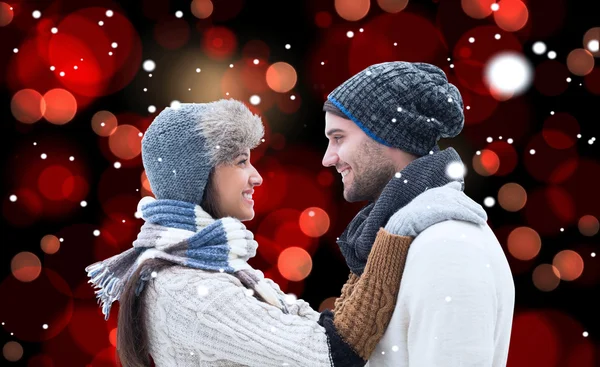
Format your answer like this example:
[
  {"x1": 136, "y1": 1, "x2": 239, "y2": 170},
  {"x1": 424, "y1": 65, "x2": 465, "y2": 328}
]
[{"x1": 2, "y1": 0, "x2": 600, "y2": 366}]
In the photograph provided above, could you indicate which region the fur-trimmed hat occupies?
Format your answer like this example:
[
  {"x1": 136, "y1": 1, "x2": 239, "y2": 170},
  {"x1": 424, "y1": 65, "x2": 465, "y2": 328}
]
[{"x1": 141, "y1": 99, "x2": 264, "y2": 205}]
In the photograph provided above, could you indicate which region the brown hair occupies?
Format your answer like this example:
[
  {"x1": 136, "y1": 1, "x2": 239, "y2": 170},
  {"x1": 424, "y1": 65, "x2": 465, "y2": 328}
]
[{"x1": 116, "y1": 168, "x2": 221, "y2": 366}]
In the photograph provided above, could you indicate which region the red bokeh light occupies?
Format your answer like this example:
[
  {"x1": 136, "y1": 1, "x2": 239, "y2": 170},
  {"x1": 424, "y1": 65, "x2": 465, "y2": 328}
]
[
  {"x1": 0, "y1": 269, "x2": 73, "y2": 342},
  {"x1": 202, "y1": 26, "x2": 237, "y2": 60}
]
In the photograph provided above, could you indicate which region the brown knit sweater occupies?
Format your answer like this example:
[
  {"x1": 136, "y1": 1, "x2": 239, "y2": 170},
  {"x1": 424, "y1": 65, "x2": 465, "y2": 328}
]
[{"x1": 332, "y1": 228, "x2": 413, "y2": 360}]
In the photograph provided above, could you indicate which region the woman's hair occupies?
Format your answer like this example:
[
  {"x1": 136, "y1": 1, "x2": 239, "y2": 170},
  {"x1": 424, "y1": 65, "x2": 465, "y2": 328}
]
[{"x1": 117, "y1": 169, "x2": 222, "y2": 366}]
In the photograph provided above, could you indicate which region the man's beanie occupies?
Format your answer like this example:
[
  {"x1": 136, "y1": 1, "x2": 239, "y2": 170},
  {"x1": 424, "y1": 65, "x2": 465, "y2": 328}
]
[
  {"x1": 141, "y1": 99, "x2": 264, "y2": 205},
  {"x1": 324, "y1": 61, "x2": 464, "y2": 157}
]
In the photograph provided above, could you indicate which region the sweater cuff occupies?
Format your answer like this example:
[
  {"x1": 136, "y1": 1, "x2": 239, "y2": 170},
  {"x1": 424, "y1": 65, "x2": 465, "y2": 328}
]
[{"x1": 318, "y1": 310, "x2": 366, "y2": 367}]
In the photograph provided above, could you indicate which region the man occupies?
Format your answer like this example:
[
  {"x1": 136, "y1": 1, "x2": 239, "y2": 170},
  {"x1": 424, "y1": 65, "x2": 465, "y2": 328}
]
[{"x1": 322, "y1": 61, "x2": 515, "y2": 366}]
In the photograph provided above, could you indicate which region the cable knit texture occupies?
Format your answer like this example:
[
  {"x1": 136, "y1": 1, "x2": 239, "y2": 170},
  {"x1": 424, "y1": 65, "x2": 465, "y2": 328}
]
[
  {"x1": 143, "y1": 268, "x2": 332, "y2": 366},
  {"x1": 141, "y1": 228, "x2": 412, "y2": 366},
  {"x1": 333, "y1": 229, "x2": 412, "y2": 360}
]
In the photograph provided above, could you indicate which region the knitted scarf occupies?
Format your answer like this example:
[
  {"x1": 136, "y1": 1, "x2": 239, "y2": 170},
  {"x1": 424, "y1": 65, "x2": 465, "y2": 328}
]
[
  {"x1": 85, "y1": 198, "x2": 289, "y2": 320},
  {"x1": 338, "y1": 147, "x2": 464, "y2": 276}
]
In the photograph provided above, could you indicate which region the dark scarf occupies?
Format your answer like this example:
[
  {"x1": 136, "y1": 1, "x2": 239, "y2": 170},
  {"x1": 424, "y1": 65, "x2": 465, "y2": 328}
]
[{"x1": 337, "y1": 147, "x2": 464, "y2": 275}]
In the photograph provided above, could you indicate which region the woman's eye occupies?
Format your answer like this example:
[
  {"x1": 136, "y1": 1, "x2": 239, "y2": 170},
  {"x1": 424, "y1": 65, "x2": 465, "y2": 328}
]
[{"x1": 239, "y1": 159, "x2": 247, "y2": 165}]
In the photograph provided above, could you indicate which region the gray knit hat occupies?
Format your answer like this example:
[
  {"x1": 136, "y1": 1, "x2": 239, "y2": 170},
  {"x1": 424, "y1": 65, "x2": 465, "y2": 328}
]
[
  {"x1": 325, "y1": 61, "x2": 464, "y2": 156},
  {"x1": 141, "y1": 99, "x2": 264, "y2": 205}
]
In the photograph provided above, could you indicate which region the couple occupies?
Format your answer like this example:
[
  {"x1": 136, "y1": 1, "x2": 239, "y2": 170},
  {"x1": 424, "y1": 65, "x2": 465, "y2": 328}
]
[{"x1": 86, "y1": 62, "x2": 515, "y2": 366}]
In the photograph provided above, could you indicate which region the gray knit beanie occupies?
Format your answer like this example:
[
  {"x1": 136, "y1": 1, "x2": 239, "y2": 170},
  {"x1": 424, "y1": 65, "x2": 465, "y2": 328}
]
[
  {"x1": 141, "y1": 99, "x2": 264, "y2": 205},
  {"x1": 325, "y1": 61, "x2": 464, "y2": 156}
]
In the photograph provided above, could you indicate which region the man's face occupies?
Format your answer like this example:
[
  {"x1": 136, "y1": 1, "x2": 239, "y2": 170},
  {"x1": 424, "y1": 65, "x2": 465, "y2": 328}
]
[{"x1": 322, "y1": 113, "x2": 396, "y2": 202}]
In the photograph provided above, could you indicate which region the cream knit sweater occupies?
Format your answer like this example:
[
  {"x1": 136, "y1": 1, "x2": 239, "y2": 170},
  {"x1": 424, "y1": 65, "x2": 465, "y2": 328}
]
[{"x1": 143, "y1": 267, "x2": 330, "y2": 366}]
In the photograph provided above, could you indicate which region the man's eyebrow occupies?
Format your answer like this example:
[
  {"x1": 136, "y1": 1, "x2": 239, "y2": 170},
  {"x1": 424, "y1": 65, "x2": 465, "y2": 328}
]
[
  {"x1": 236, "y1": 152, "x2": 249, "y2": 158},
  {"x1": 325, "y1": 128, "x2": 345, "y2": 137}
]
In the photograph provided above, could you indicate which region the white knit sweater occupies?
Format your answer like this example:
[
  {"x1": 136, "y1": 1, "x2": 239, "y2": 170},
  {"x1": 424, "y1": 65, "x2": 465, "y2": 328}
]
[
  {"x1": 143, "y1": 267, "x2": 332, "y2": 366},
  {"x1": 366, "y1": 219, "x2": 515, "y2": 367}
]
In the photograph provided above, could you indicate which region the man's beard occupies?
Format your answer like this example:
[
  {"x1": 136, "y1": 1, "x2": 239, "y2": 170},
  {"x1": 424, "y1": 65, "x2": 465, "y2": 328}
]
[{"x1": 343, "y1": 141, "x2": 396, "y2": 203}]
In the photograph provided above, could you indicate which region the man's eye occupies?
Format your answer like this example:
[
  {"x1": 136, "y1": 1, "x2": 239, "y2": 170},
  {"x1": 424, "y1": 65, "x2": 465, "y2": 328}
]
[
  {"x1": 239, "y1": 159, "x2": 247, "y2": 165},
  {"x1": 334, "y1": 136, "x2": 342, "y2": 142}
]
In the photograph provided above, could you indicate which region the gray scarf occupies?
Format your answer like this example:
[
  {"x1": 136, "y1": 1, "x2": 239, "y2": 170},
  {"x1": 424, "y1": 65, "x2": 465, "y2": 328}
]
[{"x1": 337, "y1": 147, "x2": 464, "y2": 275}]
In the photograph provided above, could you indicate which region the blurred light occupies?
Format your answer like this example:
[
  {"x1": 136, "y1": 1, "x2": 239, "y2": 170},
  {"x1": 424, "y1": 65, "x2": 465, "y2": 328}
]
[
  {"x1": 491, "y1": 3, "x2": 499, "y2": 11},
  {"x1": 347, "y1": 31, "x2": 354, "y2": 38},
  {"x1": 315, "y1": 11, "x2": 332, "y2": 28},
  {"x1": 498, "y1": 183, "x2": 527, "y2": 212},
  {"x1": 508, "y1": 226, "x2": 541, "y2": 261},
  {"x1": 41, "y1": 234, "x2": 60, "y2": 254},
  {"x1": 11, "y1": 89, "x2": 46, "y2": 124},
  {"x1": 532, "y1": 41, "x2": 547, "y2": 55},
  {"x1": 299, "y1": 207, "x2": 330, "y2": 237},
  {"x1": 11, "y1": 252, "x2": 42, "y2": 282},
  {"x1": 253, "y1": 59, "x2": 259, "y2": 65},
  {"x1": 284, "y1": 294, "x2": 297, "y2": 305},
  {"x1": 106, "y1": 10, "x2": 114, "y2": 17},
  {"x1": 114, "y1": 162, "x2": 122, "y2": 169},
  {"x1": 93, "y1": 230, "x2": 100, "y2": 236},
  {"x1": 80, "y1": 201, "x2": 87, "y2": 207},
  {"x1": 111, "y1": 42, "x2": 118, "y2": 48},
  {"x1": 191, "y1": 0, "x2": 214, "y2": 19},
  {"x1": 0, "y1": 2, "x2": 14, "y2": 27},
  {"x1": 108, "y1": 125, "x2": 143, "y2": 160},
  {"x1": 530, "y1": 149, "x2": 536, "y2": 154},
  {"x1": 507, "y1": 138, "x2": 514, "y2": 144},
  {"x1": 472, "y1": 149, "x2": 500, "y2": 176},
  {"x1": 2, "y1": 341, "x2": 23, "y2": 362},
  {"x1": 278, "y1": 247, "x2": 313, "y2": 281},
  {"x1": 483, "y1": 197, "x2": 495, "y2": 207},
  {"x1": 493, "y1": 0, "x2": 528, "y2": 32},
  {"x1": 446, "y1": 162, "x2": 466, "y2": 179},
  {"x1": 143, "y1": 59, "x2": 156, "y2": 72},
  {"x1": 43, "y1": 88, "x2": 77, "y2": 125},
  {"x1": 318, "y1": 297, "x2": 337, "y2": 312},
  {"x1": 41, "y1": 153, "x2": 47, "y2": 159},
  {"x1": 108, "y1": 51, "x2": 113, "y2": 56},
  {"x1": 583, "y1": 28, "x2": 600, "y2": 57},
  {"x1": 50, "y1": 66, "x2": 55, "y2": 71},
  {"x1": 285, "y1": 44, "x2": 291, "y2": 49},
  {"x1": 196, "y1": 68, "x2": 201, "y2": 73},
  {"x1": 548, "y1": 51, "x2": 557, "y2": 59},
  {"x1": 484, "y1": 52, "x2": 533, "y2": 99},
  {"x1": 175, "y1": 11, "x2": 183, "y2": 18},
  {"x1": 378, "y1": 0, "x2": 409, "y2": 14},
  {"x1": 495, "y1": 33, "x2": 501, "y2": 39},
  {"x1": 109, "y1": 328, "x2": 117, "y2": 347},
  {"x1": 42, "y1": 324, "x2": 48, "y2": 329},
  {"x1": 578, "y1": 215, "x2": 599, "y2": 236},
  {"x1": 249, "y1": 95, "x2": 261, "y2": 105},
  {"x1": 566, "y1": 48, "x2": 595, "y2": 76},
  {"x1": 553, "y1": 250, "x2": 584, "y2": 281},
  {"x1": 532, "y1": 264, "x2": 561, "y2": 291},
  {"x1": 32, "y1": 10, "x2": 41, "y2": 19},
  {"x1": 334, "y1": 0, "x2": 370, "y2": 21},
  {"x1": 9, "y1": 195, "x2": 17, "y2": 202},
  {"x1": 51, "y1": 27, "x2": 58, "y2": 34},
  {"x1": 469, "y1": 37, "x2": 475, "y2": 43},
  {"x1": 59, "y1": 71, "x2": 65, "y2": 77},
  {"x1": 148, "y1": 105, "x2": 156, "y2": 113},
  {"x1": 290, "y1": 95, "x2": 296, "y2": 100},
  {"x1": 170, "y1": 100, "x2": 181, "y2": 109},
  {"x1": 91, "y1": 111, "x2": 118, "y2": 137},
  {"x1": 266, "y1": 62, "x2": 297, "y2": 93},
  {"x1": 98, "y1": 21, "x2": 104, "y2": 26}
]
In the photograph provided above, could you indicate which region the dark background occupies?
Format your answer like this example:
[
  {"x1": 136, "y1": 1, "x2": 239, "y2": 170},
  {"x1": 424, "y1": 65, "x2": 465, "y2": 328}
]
[{"x1": 1, "y1": 0, "x2": 599, "y2": 365}]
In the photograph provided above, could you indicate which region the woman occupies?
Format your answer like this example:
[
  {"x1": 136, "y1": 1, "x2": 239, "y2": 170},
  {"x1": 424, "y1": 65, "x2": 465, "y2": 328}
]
[{"x1": 86, "y1": 100, "x2": 412, "y2": 366}]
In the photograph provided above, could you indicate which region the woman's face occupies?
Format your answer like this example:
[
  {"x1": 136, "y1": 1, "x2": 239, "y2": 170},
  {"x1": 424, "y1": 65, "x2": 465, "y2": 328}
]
[{"x1": 212, "y1": 149, "x2": 263, "y2": 221}]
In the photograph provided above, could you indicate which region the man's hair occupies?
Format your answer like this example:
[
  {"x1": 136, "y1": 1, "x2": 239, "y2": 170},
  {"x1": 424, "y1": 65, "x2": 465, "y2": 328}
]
[{"x1": 323, "y1": 99, "x2": 348, "y2": 119}]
